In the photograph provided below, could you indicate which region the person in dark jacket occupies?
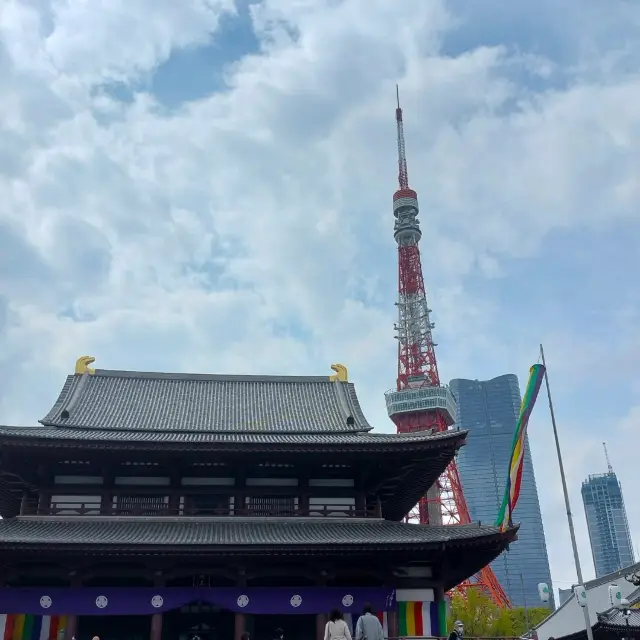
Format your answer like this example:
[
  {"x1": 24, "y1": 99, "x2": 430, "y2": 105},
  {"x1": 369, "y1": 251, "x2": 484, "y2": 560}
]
[{"x1": 448, "y1": 621, "x2": 464, "y2": 640}]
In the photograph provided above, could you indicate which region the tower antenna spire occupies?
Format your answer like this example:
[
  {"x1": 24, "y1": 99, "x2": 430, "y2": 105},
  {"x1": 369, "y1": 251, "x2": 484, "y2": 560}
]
[
  {"x1": 384, "y1": 87, "x2": 510, "y2": 608},
  {"x1": 395, "y1": 85, "x2": 409, "y2": 190},
  {"x1": 603, "y1": 442, "x2": 613, "y2": 473}
]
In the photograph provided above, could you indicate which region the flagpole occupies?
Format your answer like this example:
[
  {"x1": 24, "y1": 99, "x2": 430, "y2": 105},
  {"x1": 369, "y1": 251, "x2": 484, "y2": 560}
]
[
  {"x1": 519, "y1": 573, "x2": 531, "y2": 632},
  {"x1": 540, "y1": 344, "x2": 594, "y2": 640}
]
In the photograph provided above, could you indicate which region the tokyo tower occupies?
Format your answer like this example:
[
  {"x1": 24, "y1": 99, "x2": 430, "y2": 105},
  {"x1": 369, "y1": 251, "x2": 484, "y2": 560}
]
[{"x1": 384, "y1": 87, "x2": 510, "y2": 608}]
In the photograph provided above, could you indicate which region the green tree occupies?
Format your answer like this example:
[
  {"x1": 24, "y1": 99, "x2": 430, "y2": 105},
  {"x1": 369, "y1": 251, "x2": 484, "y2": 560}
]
[
  {"x1": 448, "y1": 590, "x2": 512, "y2": 635},
  {"x1": 508, "y1": 607, "x2": 550, "y2": 632},
  {"x1": 448, "y1": 590, "x2": 552, "y2": 637}
]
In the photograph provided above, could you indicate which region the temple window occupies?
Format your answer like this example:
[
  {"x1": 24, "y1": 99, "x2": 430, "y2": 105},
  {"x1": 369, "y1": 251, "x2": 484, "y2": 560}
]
[
  {"x1": 113, "y1": 494, "x2": 169, "y2": 516},
  {"x1": 309, "y1": 496, "x2": 355, "y2": 517},
  {"x1": 53, "y1": 475, "x2": 103, "y2": 485},
  {"x1": 49, "y1": 494, "x2": 101, "y2": 515},
  {"x1": 246, "y1": 478, "x2": 298, "y2": 486},
  {"x1": 183, "y1": 494, "x2": 233, "y2": 516},
  {"x1": 114, "y1": 476, "x2": 170, "y2": 486},
  {"x1": 309, "y1": 478, "x2": 354, "y2": 487},
  {"x1": 181, "y1": 477, "x2": 234, "y2": 486},
  {"x1": 246, "y1": 495, "x2": 297, "y2": 516}
]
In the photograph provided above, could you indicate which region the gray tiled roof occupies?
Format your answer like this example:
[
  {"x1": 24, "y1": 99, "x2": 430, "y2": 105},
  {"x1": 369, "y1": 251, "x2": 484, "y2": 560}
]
[
  {"x1": 0, "y1": 424, "x2": 463, "y2": 448},
  {"x1": 598, "y1": 606, "x2": 640, "y2": 630},
  {"x1": 0, "y1": 516, "x2": 512, "y2": 549},
  {"x1": 40, "y1": 370, "x2": 372, "y2": 434}
]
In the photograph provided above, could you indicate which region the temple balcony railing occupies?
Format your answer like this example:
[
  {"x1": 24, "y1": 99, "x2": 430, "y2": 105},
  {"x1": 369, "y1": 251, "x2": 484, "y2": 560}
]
[{"x1": 22, "y1": 500, "x2": 380, "y2": 519}]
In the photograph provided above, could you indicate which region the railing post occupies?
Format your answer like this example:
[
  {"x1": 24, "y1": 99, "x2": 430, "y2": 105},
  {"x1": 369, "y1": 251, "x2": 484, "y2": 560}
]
[
  {"x1": 37, "y1": 491, "x2": 49, "y2": 515},
  {"x1": 19, "y1": 492, "x2": 28, "y2": 515}
]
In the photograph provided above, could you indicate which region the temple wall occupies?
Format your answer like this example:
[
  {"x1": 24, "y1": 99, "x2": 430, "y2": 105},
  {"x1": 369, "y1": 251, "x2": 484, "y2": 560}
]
[{"x1": 0, "y1": 587, "x2": 447, "y2": 640}]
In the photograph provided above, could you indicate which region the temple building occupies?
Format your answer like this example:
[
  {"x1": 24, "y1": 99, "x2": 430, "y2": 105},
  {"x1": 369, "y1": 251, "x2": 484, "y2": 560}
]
[{"x1": 0, "y1": 358, "x2": 517, "y2": 640}]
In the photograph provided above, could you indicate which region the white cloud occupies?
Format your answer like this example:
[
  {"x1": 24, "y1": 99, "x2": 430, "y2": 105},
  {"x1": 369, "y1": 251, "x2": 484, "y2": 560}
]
[{"x1": 0, "y1": 0, "x2": 639, "y2": 602}]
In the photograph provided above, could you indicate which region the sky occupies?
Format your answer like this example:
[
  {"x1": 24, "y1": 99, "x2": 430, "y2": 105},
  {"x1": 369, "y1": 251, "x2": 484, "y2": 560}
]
[{"x1": 1, "y1": 0, "x2": 640, "y2": 605}]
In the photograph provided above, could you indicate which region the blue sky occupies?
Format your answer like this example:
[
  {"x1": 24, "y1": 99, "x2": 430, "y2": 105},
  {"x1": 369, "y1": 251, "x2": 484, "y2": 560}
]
[{"x1": 1, "y1": 0, "x2": 640, "y2": 603}]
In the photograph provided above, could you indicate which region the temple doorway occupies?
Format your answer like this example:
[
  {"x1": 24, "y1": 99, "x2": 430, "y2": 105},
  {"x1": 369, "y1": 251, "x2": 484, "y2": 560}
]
[
  {"x1": 162, "y1": 601, "x2": 234, "y2": 640},
  {"x1": 78, "y1": 614, "x2": 150, "y2": 640},
  {"x1": 253, "y1": 614, "x2": 316, "y2": 640}
]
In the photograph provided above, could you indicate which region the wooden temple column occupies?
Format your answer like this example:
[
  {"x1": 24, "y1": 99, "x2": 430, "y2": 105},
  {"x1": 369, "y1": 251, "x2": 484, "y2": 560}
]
[
  {"x1": 315, "y1": 571, "x2": 328, "y2": 640},
  {"x1": 168, "y1": 469, "x2": 181, "y2": 514},
  {"x1": 36, "y1": 464, "x2": 50, "y2": 516},
  {"x1": 386, "y1": 608, "x2": 398, "y2": 639},
  {"x1": 299, "y1": 474, "x2": 310, "y2": 515},
  {"x1": 234, "y1": 568, "x2": 247, "y2": 640},
  {"x1": 150, "y1": 573, "x2": 164, "y2": 640},
  {"x1": 383, "y1": 570, "x2": 397, "y2": 639},
  {"x1": 101, "y1": 466, "x2": 114, "y2": 515},
  {"x1": 433, "y1": 586, "x2": 446, "y2": 637},
  {"x1": 64, "y1": 574, "x2": 81, "y2": 640}
]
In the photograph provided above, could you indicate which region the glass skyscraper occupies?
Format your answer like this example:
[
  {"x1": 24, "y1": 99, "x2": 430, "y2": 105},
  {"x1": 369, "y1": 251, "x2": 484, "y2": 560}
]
[
  {"x1": 581, "y1": 471, "x2": 635, "y2": 577},
  {"x1": 450, "y1": 374, "x2": 553, "y2": 608}
]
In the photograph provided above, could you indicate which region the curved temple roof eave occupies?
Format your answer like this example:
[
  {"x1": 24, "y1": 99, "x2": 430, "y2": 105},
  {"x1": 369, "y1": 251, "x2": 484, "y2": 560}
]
[{"x1": 0, "y1": 423, "x2": 469, "y2": 447}]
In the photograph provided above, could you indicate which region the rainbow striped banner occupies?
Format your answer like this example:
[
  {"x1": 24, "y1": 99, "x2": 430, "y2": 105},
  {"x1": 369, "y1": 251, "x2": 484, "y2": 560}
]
[
  {"x1": 495, "y1": 363, "x2": 546, "y2": 532},
  {"x1": 0, "y1": 615, "x2": 67, "y2": 640},
  {"x1": 397, "y1": 601, "x2": 444, "y2": 636}
]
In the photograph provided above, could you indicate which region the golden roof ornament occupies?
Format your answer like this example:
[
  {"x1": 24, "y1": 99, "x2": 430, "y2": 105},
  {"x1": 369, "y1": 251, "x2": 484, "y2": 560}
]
[
  {"x1": 329, "y1": 363, "x2": 348, "y2": 382},
  {"x1": 75, "y1": 356, "x2": 96, "y2": 375}
]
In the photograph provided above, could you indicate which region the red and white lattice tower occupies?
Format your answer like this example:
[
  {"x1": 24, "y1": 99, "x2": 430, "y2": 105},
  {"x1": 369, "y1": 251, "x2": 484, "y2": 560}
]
[{"x1": 384, "y1": 87, "x2": 510, "y2": 608}]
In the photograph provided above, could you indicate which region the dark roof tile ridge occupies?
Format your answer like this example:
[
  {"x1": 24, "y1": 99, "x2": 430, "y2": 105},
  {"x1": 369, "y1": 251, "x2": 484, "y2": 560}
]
[
  {"x1": 423, "y1": 522, "x2": 506, "y2": 530},
  {"x1": 39, "y1": 374, "x2": 76, "y2": 426},
  {"x1": 39, "y1": 373, "x2": 90, "y2": 426},
  {"x1": 16, "y1": 515, "x2": 382, "y2": 524},
  {"x1": 92, "y1": 369, "x2": 332, "y2": 383},
  {"x1": 46, "y1": 425, "x2": 366, "y2": 435},
  {"x1": 0, "y1": 425, "x2": 469, "y2": 442},
  {"x1": 343, "y1": 382, "x2": 373, "y2": 431},
  {"x1": 0, "y1": 425, "x2": 50, "y2": 431},
  {"x1": 330, "y1": 380, "x2": 370, "y2": 432},
  {"x1": 366, "y1": 428, "x2": 467, "y2": 439}
]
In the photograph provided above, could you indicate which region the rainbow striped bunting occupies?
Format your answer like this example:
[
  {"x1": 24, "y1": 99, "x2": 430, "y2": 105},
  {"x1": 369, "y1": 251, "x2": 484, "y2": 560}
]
[
  {"x1": 397, "y1": 601, "x2": 444, "y2": 636},
  {"x1": 495, "y1": 363, "x2": 546, "y2": 532},
  {"x1": 0, "y1": 615, "x2": 67, "y2": 640}
]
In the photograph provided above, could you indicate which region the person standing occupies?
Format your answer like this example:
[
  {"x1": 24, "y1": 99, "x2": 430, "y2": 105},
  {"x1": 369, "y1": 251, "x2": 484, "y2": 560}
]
[
  {"x1": 354, "y1": 604, "x2": 383, "y2": 640},
  {"x1": 448, "y1": 621, "x2": 464, "y2": 640},
  {"x1": 324, "y1": 609, "x2": 352, "y2": 640}
]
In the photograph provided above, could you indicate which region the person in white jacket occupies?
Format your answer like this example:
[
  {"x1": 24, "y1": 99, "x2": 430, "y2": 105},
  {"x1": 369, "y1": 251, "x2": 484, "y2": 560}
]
[
  {"x1": 355, "y1": 604, "x2": 384, "y2": 640},
  {"x1": 325, "y1": 608, "x2": 352, "y2": 640}
]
